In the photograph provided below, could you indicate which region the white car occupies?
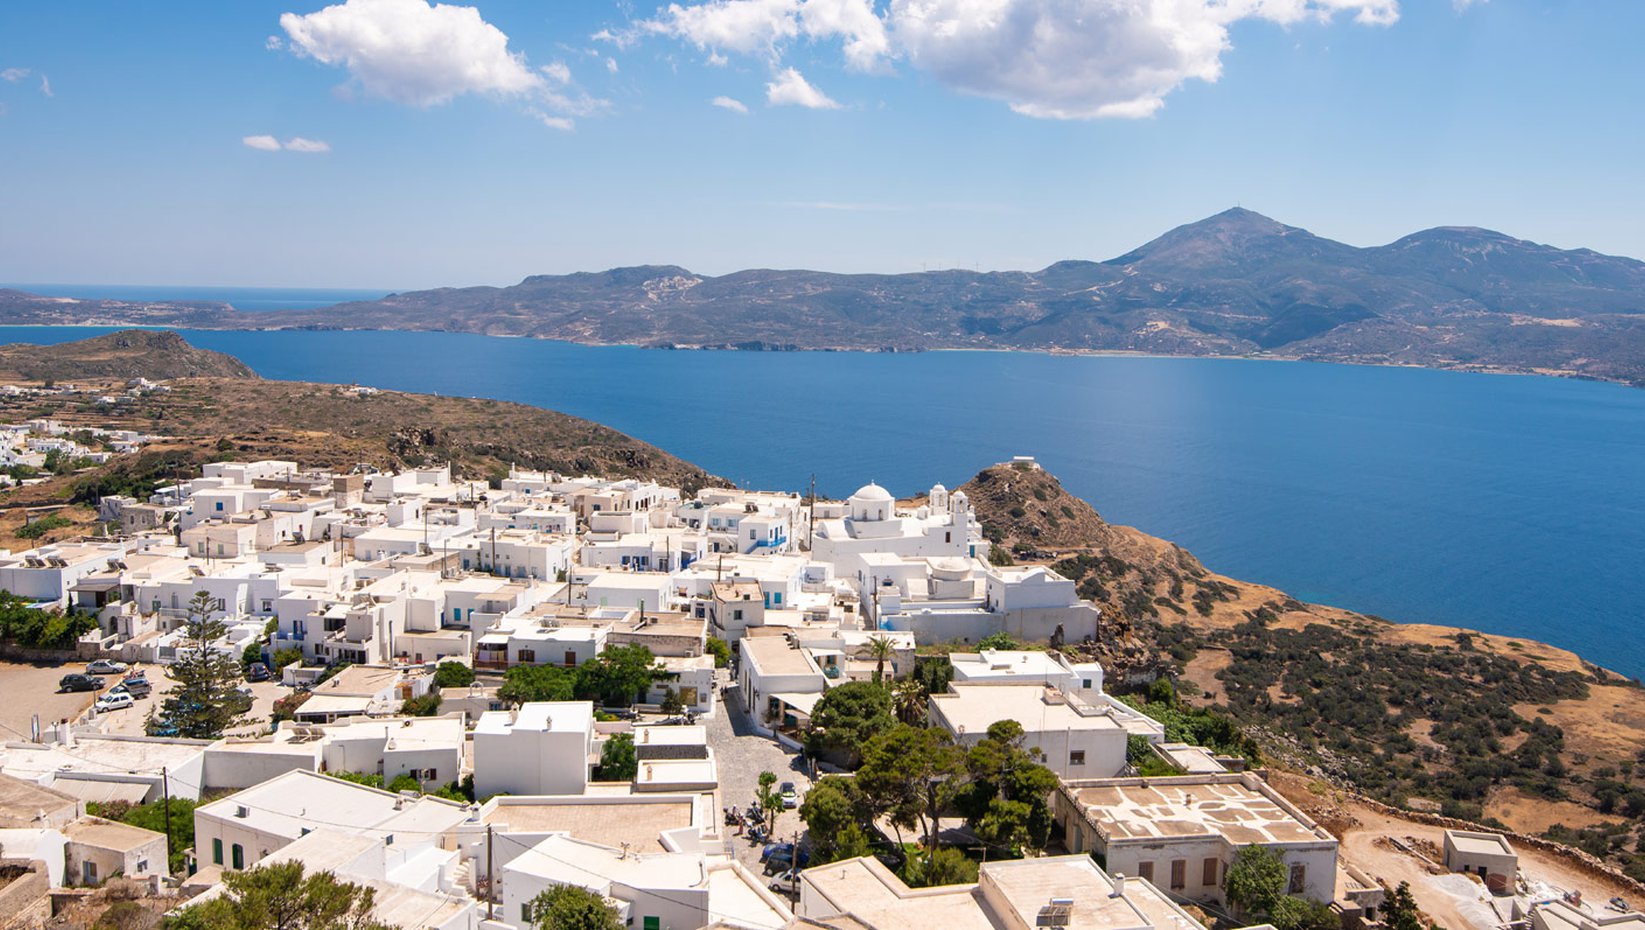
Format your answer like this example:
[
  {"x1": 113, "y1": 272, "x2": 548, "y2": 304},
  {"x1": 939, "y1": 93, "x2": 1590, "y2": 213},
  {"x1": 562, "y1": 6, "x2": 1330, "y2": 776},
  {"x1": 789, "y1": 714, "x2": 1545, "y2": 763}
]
[
  {"x1": 86, "y1": 659, "x2": 129, "y2": 675},
  {"x1": 95, "y1": 691, "x2": 134, "y2": 712}
]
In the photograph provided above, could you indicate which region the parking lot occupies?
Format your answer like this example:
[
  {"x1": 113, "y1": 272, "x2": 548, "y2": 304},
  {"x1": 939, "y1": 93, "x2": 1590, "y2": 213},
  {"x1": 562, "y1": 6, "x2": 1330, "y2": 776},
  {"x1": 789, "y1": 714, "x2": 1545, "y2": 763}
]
[
  {"x1": 0, "y1": 660, "x2": 104, "y2": 741},
  {"x1": 708, "y1": 678, "x2": 815, "y2": 894},
  {"x1": 92, "y1": 669, "x2": 286, "y2": 737}
]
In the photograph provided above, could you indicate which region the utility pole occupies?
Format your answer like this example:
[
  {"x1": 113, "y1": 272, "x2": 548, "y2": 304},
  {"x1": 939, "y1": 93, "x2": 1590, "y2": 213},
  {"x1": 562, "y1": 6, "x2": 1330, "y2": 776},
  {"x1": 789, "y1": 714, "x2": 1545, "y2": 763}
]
[
  {"x1": 792, "y1": 830, "x2": 801, "y2": 898},
  {"x1": 807, "y1": 474, "x2": 816, "y2": 552},
  {"x1": 161, "y1": 766, "x2": 172, "y2": 865},
  {"x1": 485, "y1": 825, "x2": 494, "y2": 920}
]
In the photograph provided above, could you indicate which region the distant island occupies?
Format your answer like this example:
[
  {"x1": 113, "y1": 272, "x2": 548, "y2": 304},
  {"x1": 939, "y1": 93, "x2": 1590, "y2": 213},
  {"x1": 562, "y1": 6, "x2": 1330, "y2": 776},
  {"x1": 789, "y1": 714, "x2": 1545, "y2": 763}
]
[{"x1": 5, "y1": 207, "x2": 1645, "y2": 385}]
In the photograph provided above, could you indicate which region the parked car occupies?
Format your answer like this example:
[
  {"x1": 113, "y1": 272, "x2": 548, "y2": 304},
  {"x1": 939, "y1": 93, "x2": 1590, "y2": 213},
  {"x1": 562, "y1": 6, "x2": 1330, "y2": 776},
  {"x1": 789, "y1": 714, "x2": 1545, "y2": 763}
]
[
  {"x1": 760, "y1": 842, "x2": 792, "y2": 863},
  {"x1": 86, "y1": 659, "x2": 128, "y2": 675},
  {"x1": 109, "y1": 679, "x2": 149, "y2": 699},
  {"x1": 95, "y1": 691, "x2": 134, "y2": 712},
  {"x1": 768, "y1": 869, "x2": 799, "y2": 892},
  {"x1": 780, "y1": 782, "x2": 800, "y2": 809},
  {"x1": 765, "y1": 847, "x2": 810, "y2": 874},
  {"x1": 246, "y1": 662, "x2": 271, "y2": 682},
  {"x1": 59, "y1": 673, "x2": 101, "y2": 692}
]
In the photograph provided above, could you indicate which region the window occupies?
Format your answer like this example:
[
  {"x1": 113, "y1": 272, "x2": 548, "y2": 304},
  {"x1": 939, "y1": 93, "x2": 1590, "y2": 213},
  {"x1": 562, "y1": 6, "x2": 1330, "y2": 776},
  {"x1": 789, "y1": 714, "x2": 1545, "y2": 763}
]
[
  {"x1": 83, "y1": 861, "x2": 97, "y2": 884},
  {"x1": 231, "y1": 843, "x2": 244, "y2": 870},
  {"x1": 522, "y1": 902, "x2": 535, "y2": 923},
  {"x1": 1170, "y1": 859, "x2": 1187, "y2": 890},
  {"x1": 1069, "y1": 750, "x2": 1086, "y2": 766},
  {"x1": 644, "y1": 918, "x2": 660, "y2": 930},
  {"x1": 733, "y1": 609, "x2": 743, "y2": 621},
  {"x1": 564, "y1": 650, "x2": 577, "y2": 667},
  {"x1": 136, "y1": 858, "x2": 149, "y2": 873},
  {"x1": 1137, "y1": 861, "x2": 1154, "y2": 882},
  {"x1": 1203, "y1": 857, "x2": 1218, "y2": 886},
  {"x1": 518, "y1": 648, "x2": 535, "y2": 663},
  {"x1": 212, "y1": 839, "x2": 223, "y2": 865},
  {"x1": 1288, "y1": 863, "x2": 1306, "y2": 895},
  {"x1": 215, "y1": 502, "x2": 224, "y2": 511}
]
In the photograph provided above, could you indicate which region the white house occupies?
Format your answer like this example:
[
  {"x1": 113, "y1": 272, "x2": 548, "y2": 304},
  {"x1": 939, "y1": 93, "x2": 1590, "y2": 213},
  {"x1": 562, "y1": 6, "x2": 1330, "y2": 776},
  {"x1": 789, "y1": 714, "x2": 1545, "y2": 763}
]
[{"x1": 472, "y1": 703, "x2": 596, "y2": 800}]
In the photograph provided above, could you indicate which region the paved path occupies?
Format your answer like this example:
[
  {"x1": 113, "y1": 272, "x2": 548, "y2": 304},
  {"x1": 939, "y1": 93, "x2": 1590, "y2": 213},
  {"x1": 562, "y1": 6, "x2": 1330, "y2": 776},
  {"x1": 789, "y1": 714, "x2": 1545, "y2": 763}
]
[{"x1": 708, "y1": 677, "x2": 814, "y2": 896}]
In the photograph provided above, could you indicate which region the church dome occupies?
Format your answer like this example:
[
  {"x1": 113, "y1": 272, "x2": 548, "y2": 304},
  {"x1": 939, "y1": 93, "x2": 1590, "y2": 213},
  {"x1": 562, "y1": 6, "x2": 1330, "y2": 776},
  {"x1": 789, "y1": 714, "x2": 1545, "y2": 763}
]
[{"x1": 851, "y1": 482, "x2": 893, "y2": 503}]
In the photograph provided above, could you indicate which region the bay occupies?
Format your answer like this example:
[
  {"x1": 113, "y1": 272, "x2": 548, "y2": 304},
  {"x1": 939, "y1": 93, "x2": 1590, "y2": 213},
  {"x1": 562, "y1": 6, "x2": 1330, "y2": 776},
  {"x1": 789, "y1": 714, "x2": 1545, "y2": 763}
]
[{"x1": 2, "y1": 324, "x2": 1641, "y2": 678}]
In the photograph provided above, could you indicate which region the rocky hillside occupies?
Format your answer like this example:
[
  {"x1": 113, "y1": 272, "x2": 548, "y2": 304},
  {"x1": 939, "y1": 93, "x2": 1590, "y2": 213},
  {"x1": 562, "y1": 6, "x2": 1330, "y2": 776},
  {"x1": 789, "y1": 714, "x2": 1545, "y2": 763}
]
[
  {"x1": 0, "y1": 330, "x2": 257, "y2": 382},
  {"x1": 9, "y1": 210, "x2": 1645, "y2": 385},
  {"x1": 0, "y1": 336, "x2": 725, "y2": 549},
  {"x1": 961, "y1": 460, "x2": 1645, "y2": 881}
]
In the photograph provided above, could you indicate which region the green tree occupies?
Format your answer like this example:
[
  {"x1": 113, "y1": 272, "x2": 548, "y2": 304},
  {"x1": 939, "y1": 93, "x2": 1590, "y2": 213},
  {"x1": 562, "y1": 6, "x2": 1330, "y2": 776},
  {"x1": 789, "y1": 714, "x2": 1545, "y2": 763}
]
[
  {"x1": 240, "y1": 641, "x2": 264, "y2": 671},
  {"x1": 167, "y1": 861, "x2": 392, "y2": 930},
  {"x1": 659, "y1": 687, "x2": 686, "y2": 717},
  {"x1": 498, "y1": 664, "x2": 575, "y2": 705},
  {"x1": 524, "y1": 884, "x2": 622, "y2": 930},
  {"x1": 805, "y1": 680, "x2": 894, "y2": 766},
  {"x1": 957, "y1": 720, "x2": 1058, "y2": 853},
  {"x1": 1270, "y1": 895, "x2": 1339, "y2": 930},
  {"x1": 1385, "y1": 881, "x2": 1430, "y2": 930},
  {"x1": 149, "y1": 591, "x2": 247, "y2": 739},
  {"x1": 594, "y1": 733, "x2": 637, "y2": 781},
  {"x1": 432, "y1": 661, "x2": 475, "y2": 689},
  {"x1": 757, "y1": 771, "x2": 784, "y2": 833},
  {"x1": 575, "y1": 644, "x2": 662, "y2": 706},
  {"x1": 400, "y1": 692, "x2": 442, "y2": 716},
  {"x1": 272, "y1": 647, "x2": 304, "y2": 673},
  {"x1": 856, "y1": 725, "x2": 966, "y2": 867},
  {"x1": 799, "y1": 777, "x2": 870, "y2": 864},
  {"x1": 865, "y1": 635, "x2": 896, "y2": 683},
  {"x1": 900, "y1": 845, "x2": 978, "y2": 888},
  {"x1": 705, "y1": 636, "x2": 732, "y2": 669},
  {"x1": 1225, "y1": 845, "x2": 1287, "y2": 917},
  {"x1": 889, "y1": 678, "x2": 929, "y2": 725}
]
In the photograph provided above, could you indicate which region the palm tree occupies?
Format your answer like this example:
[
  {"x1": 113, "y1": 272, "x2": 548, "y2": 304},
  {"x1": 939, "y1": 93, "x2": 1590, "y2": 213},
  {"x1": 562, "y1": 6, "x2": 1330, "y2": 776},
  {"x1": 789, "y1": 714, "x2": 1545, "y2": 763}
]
[
  {"x1": 866, "y1": 635, "x2": 895, "y2": 683},
  {"x1": 890, "y1": 678, "x2": 928, "y2": 725}
]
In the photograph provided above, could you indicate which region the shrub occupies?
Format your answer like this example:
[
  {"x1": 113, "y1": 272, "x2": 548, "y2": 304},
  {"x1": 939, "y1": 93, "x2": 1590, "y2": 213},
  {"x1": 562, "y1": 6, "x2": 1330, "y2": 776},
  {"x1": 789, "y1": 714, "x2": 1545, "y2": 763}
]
[{"x1": 432, "y1": 661, "x2": 475, "y2": 688}]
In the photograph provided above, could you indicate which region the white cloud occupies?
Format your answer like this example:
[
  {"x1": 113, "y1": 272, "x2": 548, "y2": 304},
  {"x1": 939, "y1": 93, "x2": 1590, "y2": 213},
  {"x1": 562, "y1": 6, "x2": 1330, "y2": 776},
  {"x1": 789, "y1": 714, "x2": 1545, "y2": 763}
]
[
  {"x1": 1452, "y1": 0, "x2": 1485, "y2": 8},
  {"x1": 643, "y1": 0, "x2": 1397, "y2": 119},
  {"x1": 647, "y1": 0, "x2": 888, "y2": 70},
  {"x1": 606, "y1": 57, "x2": 620, "y2": 73},
  {"x1": 265, "y1": 35, "x2": 284, "y2": 51},
  {"x1": 0, "y1": 68, "x2": 28, "y2": 83},
  {"x1": 284, "y1": 136, "x2": 332, "y2": 152},
  {"x1": 889, "y1": 0, "x2": 1397, "y2": 119},
  {"x1": 38, "y1": 74, "x2": 51, "y2": 97},
  {"x1": 530, "y1": 110, "x2": 576, "y2": 131},
  {"x1": 712, "y1": 94, "x2": 750, "y2": 113},
  {"x1": 243, "y1": 135, "x2": 332, "y2": 152},
  {"x1": 280, "y1": 0, "x2": 544, "y2": 106},
  {"x1": 766, "y1": 66, "x2": 839, "y2": 108},
  {"x1": 541, "y1": 60, "x2": 572, "y2": 84}
]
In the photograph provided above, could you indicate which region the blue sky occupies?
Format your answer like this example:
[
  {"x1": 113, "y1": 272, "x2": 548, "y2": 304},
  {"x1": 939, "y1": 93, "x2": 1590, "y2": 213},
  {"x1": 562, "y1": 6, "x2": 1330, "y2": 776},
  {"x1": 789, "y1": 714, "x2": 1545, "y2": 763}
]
[{"x1": 1, "y1": 0, "x2": 1642, "y2": 289}]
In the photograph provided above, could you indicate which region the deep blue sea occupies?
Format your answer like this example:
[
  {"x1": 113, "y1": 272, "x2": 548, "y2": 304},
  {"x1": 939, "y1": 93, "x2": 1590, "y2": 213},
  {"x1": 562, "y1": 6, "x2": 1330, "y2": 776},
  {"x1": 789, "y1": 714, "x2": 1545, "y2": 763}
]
[{"x1": 1, "y1": 313, "x2": 1641, "y2": 677}]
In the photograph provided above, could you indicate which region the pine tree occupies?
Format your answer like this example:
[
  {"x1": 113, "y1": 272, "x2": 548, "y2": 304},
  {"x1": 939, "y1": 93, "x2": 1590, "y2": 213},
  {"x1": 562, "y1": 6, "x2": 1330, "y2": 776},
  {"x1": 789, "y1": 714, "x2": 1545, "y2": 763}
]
[{"x1": 148, "y1": 590, "x2": 249, "y2": 739}]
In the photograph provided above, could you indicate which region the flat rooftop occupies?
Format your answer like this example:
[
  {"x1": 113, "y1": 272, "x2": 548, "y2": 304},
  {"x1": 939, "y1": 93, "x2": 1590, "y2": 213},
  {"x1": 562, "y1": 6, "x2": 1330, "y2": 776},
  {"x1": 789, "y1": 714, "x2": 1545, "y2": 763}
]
[
  {"x1": 475, "y1": 702, "x2": 594, "y2": 736},
  {"x1": 1446, "y1": 830, "x2": 1516, "y2": 857},
  {"x1": 484, "y1": 797, "x2": 695, "y2": 853},
  {"x1": 800, "y1": 856, "x2": 996, "y2": 930},
  {"x1": 930, "y1": 684, "x2": 1125, "y2": 736},
  {"x1": 741, "y1": 636, "x2": 818, "y2": 677},
  {"x1": 1069, "y1": 776, "x2": 1332, "y2": 846},
  {"x1": 982, "y1": 854, "x2": 1203, "y2": 930}
]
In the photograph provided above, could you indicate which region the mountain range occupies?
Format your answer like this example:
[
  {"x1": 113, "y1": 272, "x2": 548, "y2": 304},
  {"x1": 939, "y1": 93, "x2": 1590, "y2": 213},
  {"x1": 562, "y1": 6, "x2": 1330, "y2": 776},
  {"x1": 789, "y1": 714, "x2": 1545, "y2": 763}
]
[{"x1": 5, "y1": 208, "x2": 1644, "y2": 385}]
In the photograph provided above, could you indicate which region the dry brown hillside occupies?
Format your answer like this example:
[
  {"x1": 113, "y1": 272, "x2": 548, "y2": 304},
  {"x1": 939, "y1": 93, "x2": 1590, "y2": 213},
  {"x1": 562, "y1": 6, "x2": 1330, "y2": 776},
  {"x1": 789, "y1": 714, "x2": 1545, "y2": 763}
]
[
  {"x1": 961, "y1": 459, "x2": 1645, "y2": 881},
  {"x1": 0, "y1": 330, "x2": 257, "y2": 381}
]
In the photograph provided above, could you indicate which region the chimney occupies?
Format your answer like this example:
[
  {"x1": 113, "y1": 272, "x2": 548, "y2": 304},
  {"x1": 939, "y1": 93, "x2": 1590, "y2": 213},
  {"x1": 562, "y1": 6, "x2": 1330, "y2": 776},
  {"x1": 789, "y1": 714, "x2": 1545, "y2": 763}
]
[{"x1": 1111, "y1": 873, "x2": 1126, "y2": 898}]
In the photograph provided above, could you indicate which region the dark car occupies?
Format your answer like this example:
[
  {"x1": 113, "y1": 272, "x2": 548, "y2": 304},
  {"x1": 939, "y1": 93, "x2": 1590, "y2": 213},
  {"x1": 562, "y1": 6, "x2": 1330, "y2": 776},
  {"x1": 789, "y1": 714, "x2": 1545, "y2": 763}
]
[
  {"x1": 246, "y1": 662, "x2": 271, "y2": 682},
  {"x1": 110, "y1": 679, "x2": 150, "y2": 699},
  {"x1": 59, "y1": 673, "x2": 101, "y2": 692},
  {"x1": 765, "y1": 847, "x2": 810, "y2": 874}
]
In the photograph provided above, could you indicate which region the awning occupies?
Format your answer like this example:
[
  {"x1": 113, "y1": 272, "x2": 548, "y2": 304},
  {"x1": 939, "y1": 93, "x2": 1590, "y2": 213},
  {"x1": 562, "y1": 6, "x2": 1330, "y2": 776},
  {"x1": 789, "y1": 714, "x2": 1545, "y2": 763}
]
[
  {"x1": 771, "y1": 691, "x2": 822, "y2": 715},
  {"x1": 49, "y1": 777, "x2": 152, "y2": 805}
]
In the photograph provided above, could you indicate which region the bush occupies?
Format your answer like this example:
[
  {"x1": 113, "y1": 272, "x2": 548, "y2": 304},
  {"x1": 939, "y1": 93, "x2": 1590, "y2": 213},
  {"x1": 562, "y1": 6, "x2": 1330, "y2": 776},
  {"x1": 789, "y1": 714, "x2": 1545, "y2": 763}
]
[
  {"x1": 432, "y1": 661, "x2": 475, "y2": 689},
  {"x1": 706, "y1": 636, "x2": 732, "y2": 669},
  {"x1": 594, "y1": 733, "x2": 637, "y2": 781},
  {"x1": 401, "y1": 692, "x2": 442, "y2": 717},
  {"x1": 900, "y1": 846, "x2": 978, "y2": 887},
  {"x1": 16, "y1": 514, "x2": 73, "y2": 539},
  {"x1": 975, "y1": 632, "x2": 1020, "y2": 651}
]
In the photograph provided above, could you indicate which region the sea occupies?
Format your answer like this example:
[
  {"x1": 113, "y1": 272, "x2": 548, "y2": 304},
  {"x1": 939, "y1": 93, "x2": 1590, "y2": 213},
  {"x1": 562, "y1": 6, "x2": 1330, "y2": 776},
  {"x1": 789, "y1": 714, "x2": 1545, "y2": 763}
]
[{"x1": 1, "y1": 285, "x2": 1641, "y2": 678}]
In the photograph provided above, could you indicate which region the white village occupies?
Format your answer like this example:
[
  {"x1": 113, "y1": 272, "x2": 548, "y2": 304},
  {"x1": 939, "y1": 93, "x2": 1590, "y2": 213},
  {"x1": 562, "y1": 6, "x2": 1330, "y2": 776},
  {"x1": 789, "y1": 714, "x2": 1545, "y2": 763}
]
[{"x1": 0, "y1": 456, "x2": 1627, "y2": 930}]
